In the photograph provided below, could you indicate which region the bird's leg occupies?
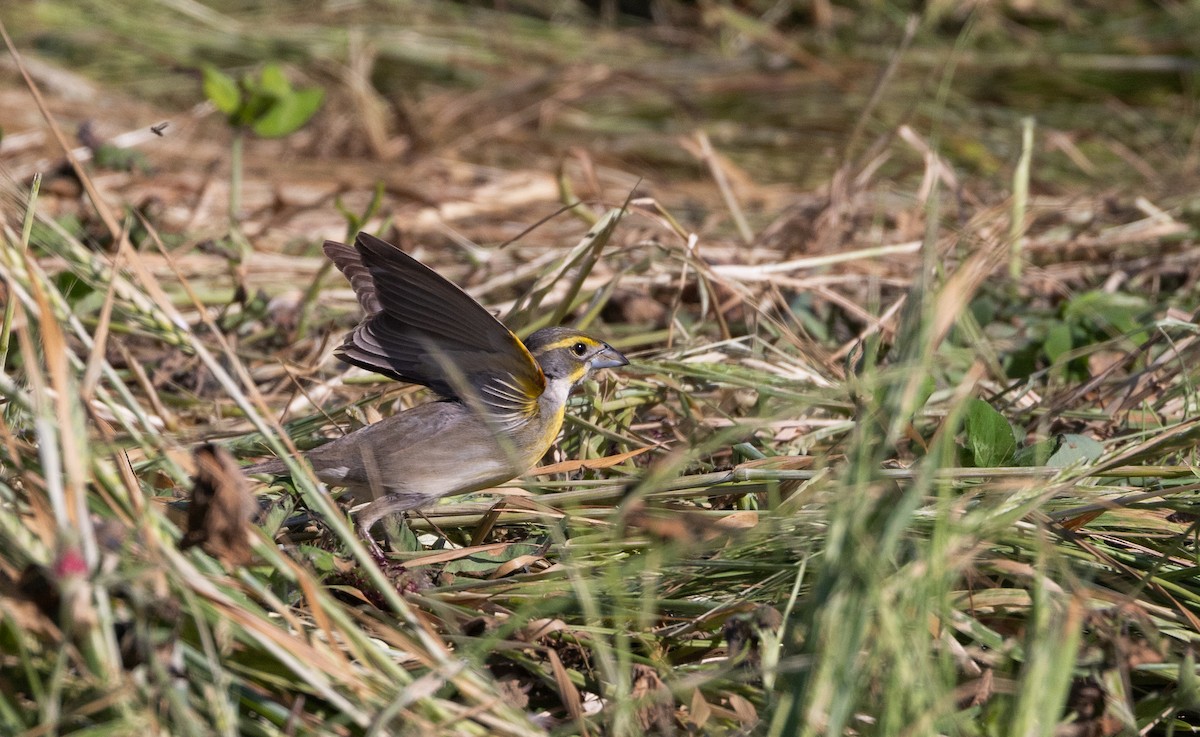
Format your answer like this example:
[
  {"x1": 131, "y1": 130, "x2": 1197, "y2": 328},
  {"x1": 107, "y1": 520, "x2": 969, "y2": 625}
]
[
  {"x1": 356, "y1": 491, "x2": 436, "y2": 561},
  {"x1": 356, "y1": 517, "x2": 390, "y2": 563}
]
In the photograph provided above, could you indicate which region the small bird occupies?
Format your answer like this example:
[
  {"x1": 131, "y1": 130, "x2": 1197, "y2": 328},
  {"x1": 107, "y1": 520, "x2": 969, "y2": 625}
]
[{"x1": 247, "y1": 233, "x2": 628, "y2": 555}]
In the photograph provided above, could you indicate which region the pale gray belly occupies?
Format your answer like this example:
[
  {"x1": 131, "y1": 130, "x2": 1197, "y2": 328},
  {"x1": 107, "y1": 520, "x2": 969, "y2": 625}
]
[{"x1": 303, "y1": 400, "x2": 523, "y2": 499}]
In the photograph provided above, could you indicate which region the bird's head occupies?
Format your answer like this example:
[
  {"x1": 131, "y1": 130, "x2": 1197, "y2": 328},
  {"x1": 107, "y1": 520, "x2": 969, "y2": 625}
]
[{"x1": 524, "y1": 327, "x2": 628, "y2": 386}]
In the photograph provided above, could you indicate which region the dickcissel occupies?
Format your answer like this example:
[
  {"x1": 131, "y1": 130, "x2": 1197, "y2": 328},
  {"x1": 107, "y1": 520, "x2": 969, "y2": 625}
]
[{"x1": 247, "y1": 233, "x2": 628, "y2": 554}]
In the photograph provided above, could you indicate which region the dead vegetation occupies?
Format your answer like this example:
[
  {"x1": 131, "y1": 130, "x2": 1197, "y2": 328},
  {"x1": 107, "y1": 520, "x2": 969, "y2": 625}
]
[{"x1": 3, "y1": 2, "x2": 1200, "y2": 735}]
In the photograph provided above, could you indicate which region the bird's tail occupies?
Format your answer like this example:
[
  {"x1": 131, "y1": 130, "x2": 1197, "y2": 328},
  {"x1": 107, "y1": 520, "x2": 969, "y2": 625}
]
[{"x1": 242, "y1": 458, "x2": 288, "y2": 477}]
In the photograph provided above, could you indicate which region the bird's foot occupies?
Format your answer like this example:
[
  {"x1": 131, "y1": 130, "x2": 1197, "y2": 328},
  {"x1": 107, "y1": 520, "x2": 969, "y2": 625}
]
[{"x1": 357, "y1": 522, "x2": 393, "y2": 565}]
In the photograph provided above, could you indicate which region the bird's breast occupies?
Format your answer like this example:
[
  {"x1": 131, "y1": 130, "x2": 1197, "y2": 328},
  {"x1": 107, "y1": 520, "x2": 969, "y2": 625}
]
[
  {"x1": 304, "y1": 377, "x2": 575, "y2": 499},
  {"x1": 511, "y1": 401, "x2": 566, "y2": 469}
]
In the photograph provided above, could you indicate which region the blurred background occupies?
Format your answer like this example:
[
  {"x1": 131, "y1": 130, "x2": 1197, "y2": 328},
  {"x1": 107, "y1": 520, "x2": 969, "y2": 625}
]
[
  {"x1": 5, "y1": 1, "x2": 1195, "y2": 258},
  {"x1": 4, "y1": 3, "x2": 1200, "y2": 736}
]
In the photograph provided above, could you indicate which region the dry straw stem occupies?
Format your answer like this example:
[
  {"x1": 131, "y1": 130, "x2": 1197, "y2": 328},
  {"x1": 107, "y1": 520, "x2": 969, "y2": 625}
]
[
  {"x1": 1009, "y1": 116, "x2": 1035, "y2": 281},
  {"x1": 8, "y1": 3, "x2": 1200, "y2": 735}
]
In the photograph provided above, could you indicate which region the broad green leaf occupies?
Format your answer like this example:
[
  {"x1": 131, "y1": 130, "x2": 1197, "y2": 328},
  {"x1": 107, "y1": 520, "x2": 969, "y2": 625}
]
[
  {"x1": 237, "y1": 87, "x2": 275, "y2": 128},
  {"x1": 1047, "y1": 434, "x2": 1104, "y2": 468},
  {"x1": 1063, "y1": 290, "x2": 1147, "y2": 337},
  {"x1": 964, "y1": 398, "x2": 1017, "y2": 468},
  {"x1": 382, "y1": 518, "x2": 420, "y2": 552},
  {"x1": 201, "y1": 65, "x2": 240, "y2": 116},
  {"x1": 1013, "y1": 438, "x2": 1057, "y2": 467},
  {"x1": 257, "y1": 63, "x2": 293, "y2": 96},
  {"x1": 1042, "y1": 322, "x2": 1073, "y2": 365},
  {"x1": 297, "y1": 545, "x2": 340, "y2": 575},
  {"x1": 252, "y1": 88, "x2": 324, "y2": 138}
]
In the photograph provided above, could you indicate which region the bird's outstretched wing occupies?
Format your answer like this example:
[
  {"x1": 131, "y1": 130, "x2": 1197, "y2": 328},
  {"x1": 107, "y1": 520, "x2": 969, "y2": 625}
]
[{"x1": 324, "y1": 234, "x2": 545, "y2": 420}]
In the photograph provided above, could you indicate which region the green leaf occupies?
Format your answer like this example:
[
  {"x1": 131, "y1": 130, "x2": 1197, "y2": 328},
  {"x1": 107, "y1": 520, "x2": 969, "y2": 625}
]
[
  {"x1": 913, "y1": 374, "x2": 936, "y2": 413},
  {"x1": 442, "y1": 543, "x2": 545, "y2": 575},
  {"x1": 1063, "y1": 290, "x2": 1147, "y2": 337},
  {"x1": 1042, "y1": 322, "x2": 1073, "y2": 365},
  {"x1": 1179, "y1": 650, "x2": 1199, "y2": 708},
  {"x1": 964, "y1": 398, "x2": 1017, "y2": 468},
  {"x1": 1046, "y1": 434, "x2": 1104, "y2": 468},
  {"x1": 252, "y1": 87, "x2": 324, "y2": 138},
  {"x1": 236, "y1": 87, "x2": 275, "y2": 128},
  {"x1": 201, "y1": 64, "x2": 241, "y2": 116},
  {"x1": 1013, "y1": 438, "x2": 1057, "y2": 467},
  {"x1": 93, "y1": 143, "x2": 150, "y2": 173},
  {"x1": 297, "y1": 545, "x2": 341, "y2": 575},
  {"x1": 257, "y1": 63, "x2": 293, "y2": 96},
  {"x1": 53, "y1": 271, "x2": 96, "y2": 307},
  {"x1": 382, "y1": 518, "x2": 420, "y2": 553}
]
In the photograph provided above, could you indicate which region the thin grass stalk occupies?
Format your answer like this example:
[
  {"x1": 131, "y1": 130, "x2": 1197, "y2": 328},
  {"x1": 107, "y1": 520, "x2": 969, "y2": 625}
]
[
  {"x1": 694, "y1": 131, "x2": 753, "y2": 245},
  {"x1": 176, "y1": 583, "x2": 240, "y2": 737},
  {"x1": 1009, "y1": 560, "x2": 1087, "y2": 737},
  {"x1": 0, "y1": 173, "x2": 38, "y2": 370},
  {"x1": 10, "y1": 275, "x2": 136, "y2": 726},
  {"x1": 1010, "y1": 116, "x2": 1035, "y2": 281},
  {"x1": 294, "y1": 184, "x2": 385, "y2": 338},
  {"x1": 506, "y1": 206, "x2": 624, "y2": 330},
  {"x1": 0, "y1": 234, "x2": 187, "y2": 483},
  {"x1": 549, "y1": 206, "x2": 625, "y2": 328}
]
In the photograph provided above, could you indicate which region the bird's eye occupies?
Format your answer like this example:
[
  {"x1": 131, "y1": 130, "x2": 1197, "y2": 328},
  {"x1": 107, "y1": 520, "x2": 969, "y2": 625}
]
[{"x1": 572, "y1": 342, "x2": 588, "y2": 357}]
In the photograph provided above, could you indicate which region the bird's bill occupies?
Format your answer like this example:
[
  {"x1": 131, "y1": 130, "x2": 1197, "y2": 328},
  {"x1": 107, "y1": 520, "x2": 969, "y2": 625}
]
[{"x1": 591, "y1": 343, "x2": 630, "y2": 370}]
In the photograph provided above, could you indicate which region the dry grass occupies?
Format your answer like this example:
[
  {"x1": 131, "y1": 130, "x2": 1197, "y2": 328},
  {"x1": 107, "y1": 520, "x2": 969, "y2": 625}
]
[{"x1": 3, "y1": 2, "x2": 1200, "y2": 736}]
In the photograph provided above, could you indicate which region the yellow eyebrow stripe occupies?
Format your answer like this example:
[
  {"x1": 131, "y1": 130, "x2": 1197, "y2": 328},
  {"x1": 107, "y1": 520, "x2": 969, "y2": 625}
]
[{"x1": 534, "y1": 336, "x2": 601, "y2": 353}]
